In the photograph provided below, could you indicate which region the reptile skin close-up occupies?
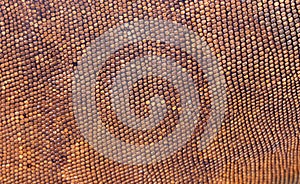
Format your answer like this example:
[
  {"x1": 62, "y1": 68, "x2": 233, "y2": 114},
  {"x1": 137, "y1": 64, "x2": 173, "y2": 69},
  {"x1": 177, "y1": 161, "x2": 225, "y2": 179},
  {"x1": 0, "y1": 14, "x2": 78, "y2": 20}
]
[{"x1": 0, "y1": 0, "x2": 300, "y2": 183}]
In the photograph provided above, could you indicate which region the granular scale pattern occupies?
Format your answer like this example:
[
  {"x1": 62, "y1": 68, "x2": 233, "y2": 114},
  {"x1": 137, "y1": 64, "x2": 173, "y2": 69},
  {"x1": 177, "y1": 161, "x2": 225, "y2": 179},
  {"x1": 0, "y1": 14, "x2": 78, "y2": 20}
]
[{"x1": 0, "y1": 0, "x2": 300, "y2": 183}]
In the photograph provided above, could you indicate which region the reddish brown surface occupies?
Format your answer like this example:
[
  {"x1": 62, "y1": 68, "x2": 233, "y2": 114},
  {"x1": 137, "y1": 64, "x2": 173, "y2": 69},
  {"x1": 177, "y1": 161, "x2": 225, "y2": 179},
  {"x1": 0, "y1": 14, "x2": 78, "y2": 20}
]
[{"x1": 1, "y1": 0, "x2": 299, "y2": 183}]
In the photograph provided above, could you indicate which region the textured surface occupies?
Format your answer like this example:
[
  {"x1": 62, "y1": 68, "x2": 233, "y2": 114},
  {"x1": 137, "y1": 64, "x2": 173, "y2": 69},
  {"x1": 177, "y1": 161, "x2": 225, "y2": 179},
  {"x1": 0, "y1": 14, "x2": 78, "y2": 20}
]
[{"x1": 1, "y1": 0, "x2": 300, "y2": 183}]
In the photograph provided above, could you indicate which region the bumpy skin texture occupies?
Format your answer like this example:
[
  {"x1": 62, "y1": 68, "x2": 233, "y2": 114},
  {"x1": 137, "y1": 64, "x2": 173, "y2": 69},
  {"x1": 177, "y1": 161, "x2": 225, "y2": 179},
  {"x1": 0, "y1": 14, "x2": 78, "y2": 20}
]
[{"x1": 0, "y1": 0, "x2": 299, "y2": 183}]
